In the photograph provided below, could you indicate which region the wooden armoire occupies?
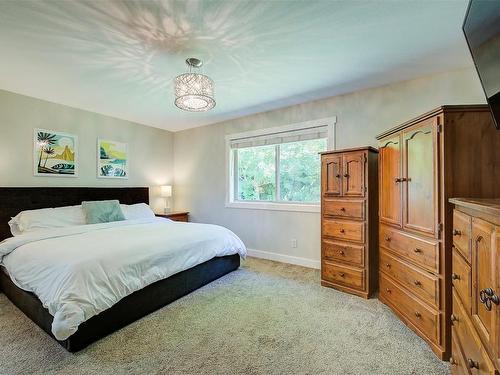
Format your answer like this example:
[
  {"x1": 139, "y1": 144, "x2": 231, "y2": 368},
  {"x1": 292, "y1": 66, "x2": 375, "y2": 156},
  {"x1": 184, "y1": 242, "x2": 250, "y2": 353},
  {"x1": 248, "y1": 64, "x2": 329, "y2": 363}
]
[
  {"x1": 376, "y1": 105, "x2": 500, "y2": 360},
  {"x1": 320, "y1": 147, "x2": 378, "y2": 299}
]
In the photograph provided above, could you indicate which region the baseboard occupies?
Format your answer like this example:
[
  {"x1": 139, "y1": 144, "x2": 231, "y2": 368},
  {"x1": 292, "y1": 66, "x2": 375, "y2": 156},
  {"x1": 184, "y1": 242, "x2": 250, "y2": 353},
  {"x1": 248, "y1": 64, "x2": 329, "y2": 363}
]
[{"x1": 246, "y1": 248, "x2": 320, "y2": 269}]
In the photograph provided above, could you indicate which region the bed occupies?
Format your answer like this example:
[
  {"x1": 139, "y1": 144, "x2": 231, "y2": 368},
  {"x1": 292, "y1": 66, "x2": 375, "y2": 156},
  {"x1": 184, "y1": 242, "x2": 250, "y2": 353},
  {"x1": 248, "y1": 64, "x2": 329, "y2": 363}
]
[{"x1": 0, "y1": 187, "x2": 244, "y2": 352}]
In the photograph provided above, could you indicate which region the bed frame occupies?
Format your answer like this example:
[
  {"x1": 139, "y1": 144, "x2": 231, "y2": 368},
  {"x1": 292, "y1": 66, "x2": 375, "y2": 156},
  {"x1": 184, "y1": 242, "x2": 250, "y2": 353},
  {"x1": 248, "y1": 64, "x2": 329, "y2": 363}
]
[{"x1": 0, "y1": 187, "x2": 240, "y2": 352}]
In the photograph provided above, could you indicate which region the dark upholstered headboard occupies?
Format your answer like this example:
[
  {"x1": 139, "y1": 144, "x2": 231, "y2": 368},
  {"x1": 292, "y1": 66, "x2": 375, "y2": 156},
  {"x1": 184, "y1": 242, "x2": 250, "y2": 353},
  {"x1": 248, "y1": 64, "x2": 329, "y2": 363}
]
[{"x1": 0, "y1": 187, "x2": 149, "y2": 242}]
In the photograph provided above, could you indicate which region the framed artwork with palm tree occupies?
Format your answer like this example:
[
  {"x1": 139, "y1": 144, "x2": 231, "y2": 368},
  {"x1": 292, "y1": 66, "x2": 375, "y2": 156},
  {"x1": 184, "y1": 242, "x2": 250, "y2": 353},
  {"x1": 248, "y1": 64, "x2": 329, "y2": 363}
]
[{"x1": 34, "y1": 129, "x2": 78, "y2": 177}]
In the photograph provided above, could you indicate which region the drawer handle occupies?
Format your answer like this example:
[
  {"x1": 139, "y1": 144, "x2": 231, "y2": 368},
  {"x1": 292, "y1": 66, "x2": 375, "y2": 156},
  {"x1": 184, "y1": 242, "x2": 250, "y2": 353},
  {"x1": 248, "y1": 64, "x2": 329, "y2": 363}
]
[
  {"x1": 395, "y1": 177, "x2": 402, "y2": 183},
  {"x1": 343, "y1": 173, "x2": 349, "y2": 178},
  {"x1": 339, "y1": 229, "x2": 345, "y2": 233},
  {"x1": 339, "y1": 250, "x2": 345, "y2": 256},
  {"x1": 339, "y1": 273, "x2": 345, "y2": 277},
  {"x1": 479, "y1": 288, "x2": 500, "y2": 311},
  {"x1": 413, "y1": 280, "x2": 421, "y2": 286},
  {"x1": 414, "y1": 312, "x2": 421, "y2": 319},
  {"x1": 386, "y1": 288, "x2": 391, "y2": 294},
  {"x1": 340, "y1": 207, "x2": 346, "y2": 212},
  {"x1": 385, "y1": 236, "x2": 391, "y2": 242},
  {"x1": 451, "y1": 273, "x2": 460, "y2": 281},
  {"x1": 413, "y1": 248, "x2": 422, "y2": 253},
  {"x1": 385, "y1": 263, "x2": 391, "y2": 268},
  {"x1": 450, "y1": 357, "x2": 457, "y2": 366},
  {"x1": 467, "y1": 359, "x2": 479, "y2": 369},
  {"x1": 335, "y1": 174, "x2": 341, "y2": 178},
  {"x1": 453, "y1": 229, "x2": 461, "y2": 236},
  {"x1": 450, "y1": 314, "x2": 459, "y2": 324}
]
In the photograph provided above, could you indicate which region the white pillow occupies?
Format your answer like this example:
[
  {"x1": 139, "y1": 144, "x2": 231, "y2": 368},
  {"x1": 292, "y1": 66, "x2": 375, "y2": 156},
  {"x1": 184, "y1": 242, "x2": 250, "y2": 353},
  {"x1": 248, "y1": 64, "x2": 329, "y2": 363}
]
[
  {"x1": 8, "y1": 205, "x2": 86, "y2": 236},
  {"x1": 120, "y1": 203, "x2": 155, "y2": 220}
]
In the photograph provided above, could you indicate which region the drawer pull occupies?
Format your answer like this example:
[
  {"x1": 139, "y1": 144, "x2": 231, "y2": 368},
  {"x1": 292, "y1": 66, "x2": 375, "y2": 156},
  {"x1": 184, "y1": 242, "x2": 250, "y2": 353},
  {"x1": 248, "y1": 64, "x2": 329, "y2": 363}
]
[
  {"x1": 335, "y1": 174, "x2": 341, "y2": 178},
  {"x1": 339, "y1": 229, "x2": 345, "y2": 233},
  {"x1": 340, "y1": 207, "x2": 346, "y2": 212},
  {"x1": 343, "y1": 173, "x2": 349, "y2": 178},
  {"x1": 386, "y1": 288, "x2": 391, "y2": 293},
  {"x1": 479, "y1": 288, "x2": 500, "y2": 311},
  {"x1": 467, "y1": 359, "x2": 479, "y2": 369},
  {"x1": 413, "y1": 280, "x2": 421, "y2": 286},
  {"x1": 394, "y1": 177, "x2": 402, "y2": 183},
  {"x1": 413, "y1": 248, "x2": 422, "y2": 253},
  {"x1": 450, "y1": 357, "x2": 457, "y2": 366},
  {"x1": 384, "y1": 236, "x2": 391, "y2": 242},
  {"x1": 453, "y1": 229, "x2": 461, "y2": 236},
  {"x1": 451, "y1": 273, "x2": 460, "y2": 281},
  {"x1": 414, "y1": 312, "x2": 421, "y2": 319},
  {"x1": 339, "y1": 250, "x2": 345, "y2": 256},
  {"x1": 339, "y1": 273, "x2": 345, "y2": 277},
  {"x1": 385, "y1": 263, "x2": 391, "y2": 268},
  {"x1": 450, "y1": 314, "x2": 459, "y2": 324}
]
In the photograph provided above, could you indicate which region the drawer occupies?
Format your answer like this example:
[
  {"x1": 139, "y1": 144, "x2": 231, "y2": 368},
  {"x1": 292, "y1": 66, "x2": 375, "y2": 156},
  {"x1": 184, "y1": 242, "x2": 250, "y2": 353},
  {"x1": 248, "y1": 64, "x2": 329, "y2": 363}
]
[
  {"x1": 451, "y1": 327, "x2": 470, "y2": 375},
  {"x1": 452, "y1": 248, "x2": 472, "y2": 313},
  {"x1": 380, "y1": 224, "x2": 439, "y2": 273},
  {"x1": 323, "y1": 199, "x2": 364, "y2": 219},
  {"x1": 452, "y1": 290, "x2": 496, "y2": 375},
  {"x1": 322, "y1": 262, "x2": 364, "y2": 290},
  {"x1": 380, "y1": 273, "x2": 440, "y2": 344},
  {"x1": 322, "y1": 240, "x2": 364, "y2": 267},
  {"x1": 380, "y1": 249, "x2": 439, "y2": 309},
  {"x1": 453, "y1": 210, "x2": 471, "y2": 263},
  {"x1": 323, "y1": 219, "x2": 364, "y2": 243}
]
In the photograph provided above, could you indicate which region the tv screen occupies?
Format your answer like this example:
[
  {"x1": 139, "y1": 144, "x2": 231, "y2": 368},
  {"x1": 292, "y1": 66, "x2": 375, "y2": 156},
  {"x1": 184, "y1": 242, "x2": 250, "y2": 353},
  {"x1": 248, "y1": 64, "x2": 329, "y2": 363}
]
[{"x1": 463, "y1": 0, "x2": 500, "y2": 129}]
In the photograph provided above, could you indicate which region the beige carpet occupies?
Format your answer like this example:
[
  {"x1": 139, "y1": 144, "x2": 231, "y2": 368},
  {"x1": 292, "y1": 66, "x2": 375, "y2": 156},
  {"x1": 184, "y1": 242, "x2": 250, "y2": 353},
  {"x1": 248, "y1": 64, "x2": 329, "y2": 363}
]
[{"x1": 0, "y1": 257, "x2": 450, "y2": 375}]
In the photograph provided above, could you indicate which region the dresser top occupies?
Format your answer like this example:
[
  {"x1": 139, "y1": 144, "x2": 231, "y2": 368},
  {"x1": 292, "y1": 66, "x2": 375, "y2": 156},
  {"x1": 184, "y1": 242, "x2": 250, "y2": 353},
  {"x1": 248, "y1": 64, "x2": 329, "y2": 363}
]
[
  {"x1": 449, "y1": 198, "x2": 500, "y2": 217},
  {"x1": 320, "y1": 146, "x2": 378, "y2": 155}
]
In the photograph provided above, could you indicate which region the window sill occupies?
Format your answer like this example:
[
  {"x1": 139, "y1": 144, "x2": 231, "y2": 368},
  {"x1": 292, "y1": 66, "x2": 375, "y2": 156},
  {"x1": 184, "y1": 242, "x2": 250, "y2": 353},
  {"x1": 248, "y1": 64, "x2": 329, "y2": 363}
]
[{"x1": 225, "y1": 201, "x2": 320, "y2": 213}]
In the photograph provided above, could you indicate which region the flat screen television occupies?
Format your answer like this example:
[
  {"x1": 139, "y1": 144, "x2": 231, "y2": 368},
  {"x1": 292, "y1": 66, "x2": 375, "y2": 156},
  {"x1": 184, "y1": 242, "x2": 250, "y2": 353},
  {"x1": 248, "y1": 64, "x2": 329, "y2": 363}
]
[{"x1": 463, "y1": 0, "x2": 500, "y2": 129}]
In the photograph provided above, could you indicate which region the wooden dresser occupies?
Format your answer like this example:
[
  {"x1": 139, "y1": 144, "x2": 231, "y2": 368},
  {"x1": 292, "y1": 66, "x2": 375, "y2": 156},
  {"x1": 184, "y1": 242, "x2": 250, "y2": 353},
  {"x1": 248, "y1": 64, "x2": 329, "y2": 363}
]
[
  {"x1": 320, "y1": 147, "x2": 378, "y2": 299},
  {"x1": 376, "y1": 105, "x2": 500, "y2": 360},
  {"x1": 449, "y1": 199, "x2": 499, "y2": 375}
]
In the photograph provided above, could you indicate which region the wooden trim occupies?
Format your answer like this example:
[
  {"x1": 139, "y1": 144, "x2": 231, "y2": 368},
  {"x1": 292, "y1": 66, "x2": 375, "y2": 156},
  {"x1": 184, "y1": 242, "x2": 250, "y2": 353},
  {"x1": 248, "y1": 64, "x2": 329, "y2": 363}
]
[{"x1": 320, "y1": 146, "x2": 378, "y2": 155}]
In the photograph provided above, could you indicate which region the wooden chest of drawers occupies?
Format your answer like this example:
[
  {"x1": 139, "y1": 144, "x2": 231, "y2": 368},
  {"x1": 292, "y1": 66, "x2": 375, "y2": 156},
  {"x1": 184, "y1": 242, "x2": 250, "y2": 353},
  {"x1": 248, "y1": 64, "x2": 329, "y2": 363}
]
[
  {"x1": 449, "y1": 199, "x2": 500, "y2": 374},
  {"x1": 320, "y1": 147, "x2": 378, "y2": 298}
]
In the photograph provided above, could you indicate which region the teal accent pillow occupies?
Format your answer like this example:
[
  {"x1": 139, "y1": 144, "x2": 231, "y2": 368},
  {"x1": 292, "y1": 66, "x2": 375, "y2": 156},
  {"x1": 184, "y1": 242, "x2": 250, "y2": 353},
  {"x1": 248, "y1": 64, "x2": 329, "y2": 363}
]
[{"x1": 82, "y1": 200, "x2": 125, "y2": 224}]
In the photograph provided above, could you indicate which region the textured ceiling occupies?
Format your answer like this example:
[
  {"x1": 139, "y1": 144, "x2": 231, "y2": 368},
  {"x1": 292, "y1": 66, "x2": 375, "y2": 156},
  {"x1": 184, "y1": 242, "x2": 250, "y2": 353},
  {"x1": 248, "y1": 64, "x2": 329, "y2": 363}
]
[{"x1": 0, "y1": 0, "x2": 472, "y2": 131}]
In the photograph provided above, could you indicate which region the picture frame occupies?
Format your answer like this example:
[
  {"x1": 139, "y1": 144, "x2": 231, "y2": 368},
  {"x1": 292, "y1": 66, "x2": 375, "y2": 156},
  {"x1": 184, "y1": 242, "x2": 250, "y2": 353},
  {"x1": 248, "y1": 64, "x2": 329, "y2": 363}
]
[
  {"x1": 97, "y1": 138, "x2": 128, "y2": 179},
  {"x1": 34, "y1": 128, "x2": 78, "y2": 177}
]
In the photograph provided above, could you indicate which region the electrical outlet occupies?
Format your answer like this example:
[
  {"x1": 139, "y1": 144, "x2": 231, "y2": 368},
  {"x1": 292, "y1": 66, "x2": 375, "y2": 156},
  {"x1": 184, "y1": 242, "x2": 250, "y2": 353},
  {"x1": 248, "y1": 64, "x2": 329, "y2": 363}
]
[{"x1": 291, "y1": 238, "x2": 297, "y2": 248}]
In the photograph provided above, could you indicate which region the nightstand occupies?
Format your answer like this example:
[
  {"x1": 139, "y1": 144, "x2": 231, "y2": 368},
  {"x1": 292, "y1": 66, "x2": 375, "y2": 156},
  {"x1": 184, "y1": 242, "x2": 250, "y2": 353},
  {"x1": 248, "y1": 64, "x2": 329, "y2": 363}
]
[{"x1": 155, "y1": 211, "x2": 189, "y2": 222}]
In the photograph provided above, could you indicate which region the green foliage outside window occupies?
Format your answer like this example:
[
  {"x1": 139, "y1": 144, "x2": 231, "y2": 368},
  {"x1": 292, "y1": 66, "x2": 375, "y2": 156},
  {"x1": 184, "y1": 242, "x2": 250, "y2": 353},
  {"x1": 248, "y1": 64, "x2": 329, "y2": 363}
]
[{"x1": 236, "y1": 138, "x2": 327, "y2": 203}]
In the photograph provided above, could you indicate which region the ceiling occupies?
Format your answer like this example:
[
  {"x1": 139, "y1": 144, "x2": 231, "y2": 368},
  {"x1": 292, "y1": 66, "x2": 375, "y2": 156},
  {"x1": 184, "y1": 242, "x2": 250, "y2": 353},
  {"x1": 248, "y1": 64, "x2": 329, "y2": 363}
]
[{"x1": 0, "y1": 0, "x2": 473, "y2": 131}]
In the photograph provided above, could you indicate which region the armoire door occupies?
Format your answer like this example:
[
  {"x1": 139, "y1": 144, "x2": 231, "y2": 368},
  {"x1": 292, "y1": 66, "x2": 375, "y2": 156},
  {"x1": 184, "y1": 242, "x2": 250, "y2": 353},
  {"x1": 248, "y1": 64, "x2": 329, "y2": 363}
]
[
  {"x1": 379, "y1": 135, "x2": 402, "y2": 227},
  {"x1": 471, "y1": 218, "x2": 498, "y2": 359},
  {"x1": 342, "y1": 151, "x2": 365, "y2": 197},
  {"x1": 322, "y1": 154, "x2": 342, "y2": 196},
  {"x1": 402, "y1": 120, "x2": 438, "y2": 237}
]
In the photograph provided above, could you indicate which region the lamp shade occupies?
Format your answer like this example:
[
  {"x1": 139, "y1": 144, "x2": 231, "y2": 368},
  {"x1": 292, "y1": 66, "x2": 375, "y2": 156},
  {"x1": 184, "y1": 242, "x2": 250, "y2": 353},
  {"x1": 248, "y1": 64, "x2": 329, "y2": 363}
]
[{"x1": 160, "y1": 185, "x2": 172, "y2": 198}]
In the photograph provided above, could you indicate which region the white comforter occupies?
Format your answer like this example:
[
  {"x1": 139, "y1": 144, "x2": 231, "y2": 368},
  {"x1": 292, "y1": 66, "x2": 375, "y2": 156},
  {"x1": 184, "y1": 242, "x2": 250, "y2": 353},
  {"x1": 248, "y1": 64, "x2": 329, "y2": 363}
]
[{"x1": 0, "y1": 217, "x2": 246, "y2": 341}]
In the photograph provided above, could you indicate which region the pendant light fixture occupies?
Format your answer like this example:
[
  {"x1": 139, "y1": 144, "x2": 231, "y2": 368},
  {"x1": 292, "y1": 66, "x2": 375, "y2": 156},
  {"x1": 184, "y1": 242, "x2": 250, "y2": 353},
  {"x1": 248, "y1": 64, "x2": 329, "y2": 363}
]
[{"x1": 174, "y1": 57, "x2": 215, "y2": 112}]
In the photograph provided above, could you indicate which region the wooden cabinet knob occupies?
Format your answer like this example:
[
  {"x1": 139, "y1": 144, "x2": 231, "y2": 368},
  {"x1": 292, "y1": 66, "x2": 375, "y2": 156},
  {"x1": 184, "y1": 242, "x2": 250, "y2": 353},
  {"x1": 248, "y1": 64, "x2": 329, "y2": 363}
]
[
  {"x1": 339, "y1": 228, "x2": 345, "y2": 233},
  {"x1": 414, "y1": 248, "x2": 422, "y2": 253},
  {"x1": 450, "y1": 357, "x2": 457, "y2": 366},
  {"x1": 339, "y1": 250, "x2": 345, "y2": 256},
  {"x1": 450, "y1": 314, "x2": 458, "y2": 323},
  {"x1": 414, "y1": 280, "x2": 421, "y2": 286},
  {"x1": 451, "y1": 273, "x2": 460, "y2": 280},
  {"x1": 385, "y1": 263, "x2": 391, "y2": 268},
  {"x1": 340, "y1": 207, "x2": 346, "y2": 211},
  {"x1": 385, "y1": 236, "x2": 391, "y2": 242},
  {"x1": 343, "y1": 173, "x2": 349, "y2": 178},
  {"x1": 386, "y1": 288, "x2": 391, "y2": 293},
  {"x1": 395, "y1": 177, "x2": 402, "y2": 183},
  {"x1": 339, "y1": 273, "x2": 345, "y2": 277},
  {"x1": 414, "y1": 312, "x2": 421, "y2": 319},
  {"x1": 467, "y1": 359, "x2": 479, "y2": 369},
  {"x1": 453, "y1": 229, "x2": 461, "y2": 236},
  {"x1": 335, "y1": 174, "x2": 341, "y2": 178}
]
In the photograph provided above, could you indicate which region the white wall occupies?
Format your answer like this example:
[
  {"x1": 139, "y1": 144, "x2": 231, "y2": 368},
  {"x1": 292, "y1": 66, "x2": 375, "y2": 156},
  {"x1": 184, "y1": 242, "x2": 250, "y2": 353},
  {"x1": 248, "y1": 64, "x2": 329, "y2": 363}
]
[
  {"x1": 0, "y1": 89, "x2": 174, "y2": 212},
  {"x1": 173, "y1": 67, "x2": 487, "y2": 268}
]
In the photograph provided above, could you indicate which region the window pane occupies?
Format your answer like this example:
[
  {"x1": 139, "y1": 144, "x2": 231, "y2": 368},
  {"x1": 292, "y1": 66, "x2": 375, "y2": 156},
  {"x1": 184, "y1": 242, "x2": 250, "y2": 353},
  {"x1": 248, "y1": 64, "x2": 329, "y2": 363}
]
[
  {"x1": 237, "y1": 145, "x2": 276, "y2": 201},
  {"x1": 279, "y1": 138, "x2": 327, "y2": 202}
]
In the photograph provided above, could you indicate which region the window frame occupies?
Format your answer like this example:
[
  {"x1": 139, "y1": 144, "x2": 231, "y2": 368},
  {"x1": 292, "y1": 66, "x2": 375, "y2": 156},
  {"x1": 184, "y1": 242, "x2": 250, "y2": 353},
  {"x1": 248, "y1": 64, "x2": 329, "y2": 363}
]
[{"x1": 225, "y1": 117, "x2": 336, "y2": 213}]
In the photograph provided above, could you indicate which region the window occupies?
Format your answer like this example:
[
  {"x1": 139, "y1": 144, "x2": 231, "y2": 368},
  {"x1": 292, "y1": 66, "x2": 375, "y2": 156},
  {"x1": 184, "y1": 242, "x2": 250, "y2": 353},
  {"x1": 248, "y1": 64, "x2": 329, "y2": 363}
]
[{"x1": 226, "y1": 118, "x2": 335, "y2": 212}]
